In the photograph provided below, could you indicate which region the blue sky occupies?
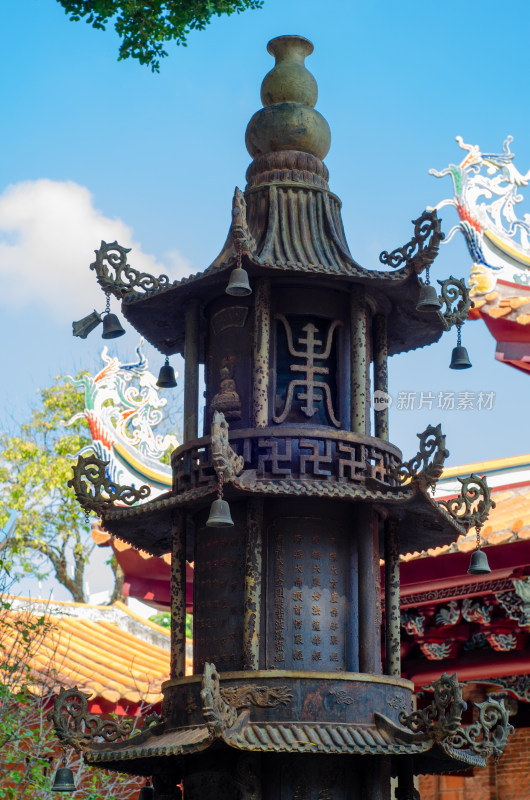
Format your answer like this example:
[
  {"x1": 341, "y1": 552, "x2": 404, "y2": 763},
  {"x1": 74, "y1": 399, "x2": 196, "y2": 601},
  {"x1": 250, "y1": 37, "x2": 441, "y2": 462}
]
[{"x1": 1, "y1": 0, "x2": 530, "y2": 598}]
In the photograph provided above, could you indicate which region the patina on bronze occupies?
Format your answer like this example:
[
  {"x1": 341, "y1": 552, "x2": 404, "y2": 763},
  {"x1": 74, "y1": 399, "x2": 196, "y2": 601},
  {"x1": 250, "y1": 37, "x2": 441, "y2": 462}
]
[{"x1": 54, "y1": 35, "x2": 509, "y2": 800}]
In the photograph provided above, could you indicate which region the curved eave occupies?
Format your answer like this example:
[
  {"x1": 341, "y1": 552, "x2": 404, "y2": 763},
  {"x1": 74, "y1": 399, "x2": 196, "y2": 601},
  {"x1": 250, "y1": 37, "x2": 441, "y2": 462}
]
[
  {"x1": 121, "y1": 260, "x2": 446, "y2": 358},
  {"x1": 100, "y1": 479, "x2": 465, "y2": 558},
  {"x1": 83, "y1": 719, "x2": 489, "y2": 777}
]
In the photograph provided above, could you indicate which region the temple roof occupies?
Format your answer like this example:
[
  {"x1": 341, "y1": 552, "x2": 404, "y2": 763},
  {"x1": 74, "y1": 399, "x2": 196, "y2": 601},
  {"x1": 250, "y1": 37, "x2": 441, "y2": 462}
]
[{"x1": 4, "y1": 597, "x2": 189, "y2": 707}]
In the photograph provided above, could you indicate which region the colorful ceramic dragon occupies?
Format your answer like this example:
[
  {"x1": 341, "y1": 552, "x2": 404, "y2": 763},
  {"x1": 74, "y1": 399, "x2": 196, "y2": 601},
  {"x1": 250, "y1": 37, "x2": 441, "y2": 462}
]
[
  {"x1": 66, "y1": 340, "x2": 181, "y2": 496},
  {"x1": 430, "y1": 136, "x2": 530, "y2": 372}
]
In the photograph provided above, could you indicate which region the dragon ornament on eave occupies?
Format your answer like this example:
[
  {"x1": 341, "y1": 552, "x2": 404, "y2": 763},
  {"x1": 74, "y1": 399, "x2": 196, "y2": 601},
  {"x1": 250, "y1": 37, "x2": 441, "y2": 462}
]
[
  {"x1": 430, "y1": 136, "x2": 530, "y2": 373},
  {"x1": 66, "y1": 340, "x2": 181, "y2": 497}
]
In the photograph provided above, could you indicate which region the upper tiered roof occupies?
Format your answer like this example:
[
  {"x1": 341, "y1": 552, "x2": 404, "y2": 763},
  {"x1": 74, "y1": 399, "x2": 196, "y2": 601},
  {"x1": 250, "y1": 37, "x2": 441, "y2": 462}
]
[{"x1": 91, "y1": 35, "x2": 450, "y2": 357}]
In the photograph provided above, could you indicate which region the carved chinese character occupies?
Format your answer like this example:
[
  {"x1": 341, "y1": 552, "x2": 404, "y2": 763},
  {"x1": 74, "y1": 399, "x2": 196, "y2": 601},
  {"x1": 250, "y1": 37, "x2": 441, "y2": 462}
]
[
  {"x1": 312, "y1": 606, "x2": 321, "y2": 615},
  {"x1": 293, "y1": 650, "x2": 303, "y2": 661},
  {"x1": 330, "y1": 635, "x2": 338, "y2": 645},
  {"x1": 312, "y1": 535, "x2": 320, "y2": 544},
  {"x1": 294, "y1": 534, "x2": 302, "y2": 544},
  {"x1": 273, "y1": 316, "x2": 341, "y2": 427},
  {"x1": 312, "y1": 576, "x2": 321, "y2": 587},
  {"x1": 312, "y1": 591, "x2": 322, "y2": 601},
  {"x1": 312, "y1": 620, "x2": 321, "y2": 631},
  {"x1": 295, "y1": 564, "x2": 303, "y2": 574},
  {"x1": 275, "y1": 652, "x2": 285, "y2": 662},
  {"x1": 330, "y1": 592, "x2": 339, "y2": 603},
  {"x1": 329, "y1": 552, "x2": 337, "y2": 561},
  {"x1": 294, "y1": 549, "x2": 303, "y2": 559},
  {"x1": 330, "y1": 652, "x2": 339, "y2": 662},
  {"x1": 294, "y1": 634, "x2": 303, "y2": 645},
  {"x1": 330, "y1": 608, "x2": 338, "y2": 617},
  {"x1": 294, "y1": 605, "x2": 302, "y2": 616},
  {"x1": 312, "y1": 651, "x2": 322, "y2": 661},
  {"x1": 294, "y1": 619, "x2": 303, "y2": 630},
  {"x1": 312, "y1": 564, "x2": 321, "y2": 574},
  {"x1": 330, "y1": 579, "x2": 338, "y2": 589},
  {"x1": 294, "y1": 577, "x2": 303, "y2": 587},
  {"x1": 292, "y1": 590, "x2": 303, "y2": 602},
  {"x1": 330, "y1": 621, "x2": 338, "y2": 631},
  {"x1": 330, "y1": 566, "x2": 338, "y2": 575},
  {"x1": 312, "y1": 635, "x2": 321, "y2": 645},
  {"x1": 312, "y1": 551, "x2": 321, "y2": 560}
]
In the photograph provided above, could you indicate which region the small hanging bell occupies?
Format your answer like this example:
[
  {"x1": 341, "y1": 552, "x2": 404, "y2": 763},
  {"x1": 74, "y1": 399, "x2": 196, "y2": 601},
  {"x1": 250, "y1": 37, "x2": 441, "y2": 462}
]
[
  {"x1": 157, "y1": 357, "x2": 177, "y2": 389},
  {"x1": 138, "y1": 780, "x2": 155, "y2": 800},
  {"x1": 226, "y1": 265, "x2": 252, "y2": 296},
  {"x1": 449, "y1": 345, "x2": 472, "y2": 370},
  {"x1": 468, "y1": 547, "x2": 491, "y2": 575},
  {"x1": 72, "y1": 310, "x2": 102, "y2": 339},
  {"x1": 51, "y1": 766, "x2": 76, "y2": 792},
  {"x1": 102, "y1": 313, "x2": 126, "y2": 339},
  {"x1": 416, "y1": 282, "x2": 442, "y2": 313},
  {"x1": 206, "y1": 498, "x2": 234, "y2": 527}
]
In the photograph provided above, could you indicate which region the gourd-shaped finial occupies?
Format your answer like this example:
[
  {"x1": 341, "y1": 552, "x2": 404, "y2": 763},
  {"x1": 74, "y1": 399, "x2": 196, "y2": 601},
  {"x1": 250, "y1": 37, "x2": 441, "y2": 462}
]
[{"x1": 245, "y1": 35, "x2": 331, "y2": 161}]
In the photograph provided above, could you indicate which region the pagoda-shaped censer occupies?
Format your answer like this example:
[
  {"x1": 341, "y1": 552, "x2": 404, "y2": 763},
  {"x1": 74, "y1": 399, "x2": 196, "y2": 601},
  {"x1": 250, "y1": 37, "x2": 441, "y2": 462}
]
[{"x1": 57, "y1": 35, "x2": 512, "y2": 800}]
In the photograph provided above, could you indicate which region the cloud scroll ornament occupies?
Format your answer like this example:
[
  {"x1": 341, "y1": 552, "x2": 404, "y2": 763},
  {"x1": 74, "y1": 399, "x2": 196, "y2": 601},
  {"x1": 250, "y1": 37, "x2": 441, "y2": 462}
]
[
  {"x1": 390, "y1": 424, "x2": 449, "y2": 491},
  {"x1": 90, "y1": 241, "x2": 170, "y2": 300},
  {"x1": 379, "y1": 210, "x2": 445, "y2": 274},
  {"x1": 437, "y1": 473, "x2": 495, "y2": 532},
  {"x1": 399, "y1": 673, "x2": 513, "y2": 761},
  {"x1": 49, "y1": 687, "x2": 135, "y2": 752},
  {"x1": 436, "y1": 276, "x2": 473, "y2": 330},
  {"x1": 68, "y1": 453, "x2": 151, "y2": 516}
]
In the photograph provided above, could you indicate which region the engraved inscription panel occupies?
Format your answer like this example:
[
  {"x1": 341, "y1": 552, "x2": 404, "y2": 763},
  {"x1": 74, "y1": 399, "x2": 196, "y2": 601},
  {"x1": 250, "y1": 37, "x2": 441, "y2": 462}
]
[
  {"x1": 194, "y1": 526, "x2": 245, "y2": 673},
  {"x1": 267, "y1": 517, "x2": 348, "y2": 670}
]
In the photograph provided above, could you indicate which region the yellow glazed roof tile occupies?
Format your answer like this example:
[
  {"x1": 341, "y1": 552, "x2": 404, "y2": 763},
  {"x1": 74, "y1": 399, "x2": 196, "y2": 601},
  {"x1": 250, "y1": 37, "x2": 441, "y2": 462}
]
[{"x1": 3, "y1": 597, "x2": 188, "y2": 706}]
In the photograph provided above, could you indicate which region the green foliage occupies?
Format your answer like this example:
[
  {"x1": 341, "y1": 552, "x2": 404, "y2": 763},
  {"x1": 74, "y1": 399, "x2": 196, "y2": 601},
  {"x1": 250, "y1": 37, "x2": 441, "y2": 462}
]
[
  {"x1": 0, "y1": 591, "x2": 56, "y2": 799},
  {"x1": 149, "y1": 611, "x2": 192, "y2": 638},
  {"x1": 149, "y1": 610, "x2": 170, "y2": 628},
  {"x1": 57, "y1": 0, "x2": 263, "y2": 71},
  {"x1": 0, "y1": 374, "x2": 99, "y2": 603},
  {"x1": 0, "y1": 591, "x2": 143, "y2": 799}
]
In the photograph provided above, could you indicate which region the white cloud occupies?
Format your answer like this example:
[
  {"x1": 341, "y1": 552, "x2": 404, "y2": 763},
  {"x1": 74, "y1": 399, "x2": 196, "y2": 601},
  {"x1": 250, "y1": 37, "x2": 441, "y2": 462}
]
[{"x1": 0, "y1": 179, "x2": 191, "y2": 321}]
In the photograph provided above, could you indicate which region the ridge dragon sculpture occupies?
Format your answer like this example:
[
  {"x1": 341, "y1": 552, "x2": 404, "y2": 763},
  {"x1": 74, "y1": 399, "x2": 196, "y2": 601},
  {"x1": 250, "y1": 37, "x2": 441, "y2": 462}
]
[
  {"x1": 66, "y1": 340, "x2": 181, "y2": 499},
  {"x1": 430, "y1": 135, "x2": 530, "y2": 373}
]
